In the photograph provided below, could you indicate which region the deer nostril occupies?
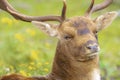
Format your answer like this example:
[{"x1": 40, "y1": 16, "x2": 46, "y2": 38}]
[{"x1": 86, "y1": 45, "x2": 99, "y2": 53}]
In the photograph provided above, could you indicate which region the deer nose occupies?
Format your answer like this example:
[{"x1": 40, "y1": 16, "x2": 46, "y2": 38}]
[{"x1": 86, "y1": 44, "x2": 99, "y2": 53}]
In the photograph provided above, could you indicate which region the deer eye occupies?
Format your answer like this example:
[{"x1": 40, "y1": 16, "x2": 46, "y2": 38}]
[
  {"x1": 93, "y1": 31, "x2": 98, "y2": 35},
  {"x1": 64, "y1": 34, "x2": 73, "y2": 40},
  {"x1": 94, "y1": 31, "x2": 98, "y2": 40},
  {"x1": 95, "y1": 31, "x2": 98, "y2": 34}
]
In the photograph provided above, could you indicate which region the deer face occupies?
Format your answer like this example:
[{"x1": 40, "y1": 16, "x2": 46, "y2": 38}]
[
  {"x1": 58, "y1": 17, "x2": 99, "y2": 61},
  {"x1": 32, "y1": 11, "x2": 118, "y2": 61}
]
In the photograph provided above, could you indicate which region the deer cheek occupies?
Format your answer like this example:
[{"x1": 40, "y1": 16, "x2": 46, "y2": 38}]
[{"x1": 73, "y1": 46, "x2": 86, "y2": 58}]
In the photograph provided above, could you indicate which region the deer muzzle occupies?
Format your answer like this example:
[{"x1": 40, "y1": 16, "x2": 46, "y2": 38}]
[{"x1": 85, "y1": 40, "x2": 100, "y2": 56}]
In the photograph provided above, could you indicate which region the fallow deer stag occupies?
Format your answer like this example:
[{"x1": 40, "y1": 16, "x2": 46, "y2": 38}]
[{"x1": 0, "y1": 0, "x2": 118, "y2": 80}]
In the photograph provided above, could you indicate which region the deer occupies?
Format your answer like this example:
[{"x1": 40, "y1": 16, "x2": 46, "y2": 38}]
[{"x1": 0, "y1": 0, "x2": 118, "y2": 80}]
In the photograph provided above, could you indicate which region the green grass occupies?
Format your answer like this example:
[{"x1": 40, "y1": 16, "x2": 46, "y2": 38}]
[{"x1": 0, "y1": 0, "x2": 120, "y2": 79}]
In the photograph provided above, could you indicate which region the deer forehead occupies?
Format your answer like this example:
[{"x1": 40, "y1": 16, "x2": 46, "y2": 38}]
[{"x1": 59, "y1": 17, "x2": 96, "y2": 35}]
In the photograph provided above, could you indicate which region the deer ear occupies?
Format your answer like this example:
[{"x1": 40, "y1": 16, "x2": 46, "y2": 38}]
[
  {"x1": 94, "y1": 11, "x2": 118, "y2": 31},
  {"x1": 32, "y1": 21, "x2": 58, "y2": 37}
]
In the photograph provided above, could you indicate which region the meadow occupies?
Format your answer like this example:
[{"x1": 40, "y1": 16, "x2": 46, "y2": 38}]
[{"x1": 0, "y1": 0, "x2": 120, "y2": 80}]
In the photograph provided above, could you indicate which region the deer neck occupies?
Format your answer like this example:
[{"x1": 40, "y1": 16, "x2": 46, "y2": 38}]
[{"x1": 49, "y1": 42, "x2": 100, "y2": 80}]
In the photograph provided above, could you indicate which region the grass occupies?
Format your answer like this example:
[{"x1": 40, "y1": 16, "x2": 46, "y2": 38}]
[{"x1": 0, "y1": 0, "x2": 120, "y2": 79}]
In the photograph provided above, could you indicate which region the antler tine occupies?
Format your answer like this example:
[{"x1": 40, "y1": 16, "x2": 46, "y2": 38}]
[
  {"x1": 85, "y1": 0, "x2": 113, "y2": 16},
  {"x1": 0, "y1": 0, "x2": 64, "y2": 22},
  {"x1": 85, "y1": 0, "x2": 94, "y2": 16},
  {"x1": 61, "y1": 0, "x2": 67, "y2": 21},
  {"x1": 91, "y1": 0, "x2": 113, "y2": 14}
]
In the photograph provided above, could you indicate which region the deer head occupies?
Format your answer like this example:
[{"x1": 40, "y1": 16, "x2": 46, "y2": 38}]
[
  {"x1": 0, "y1": 0, "x2": 118, "y2": 62},
  {"x1": 31, "y1": 0, "x2": 118, "y2": 62}
]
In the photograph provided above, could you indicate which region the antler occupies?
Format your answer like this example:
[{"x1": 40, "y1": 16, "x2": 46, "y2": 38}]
[
  {"x1": 86, "y1": 0, "x2": 113, "y2": 16},
  {"x1": 61, "y1": 0, "x2": 67, "y2": 21},
  {"x1": 85, "y1": 0, "x2": 94, "y2": 16},
  {"x1": 0, "y1": 0, "x2": 67, "y2": 22}
]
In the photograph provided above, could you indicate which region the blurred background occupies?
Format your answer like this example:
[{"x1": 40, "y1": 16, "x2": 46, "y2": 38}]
[{"x1": 0, "y1": 0, "x2": 120, "y2": 80}]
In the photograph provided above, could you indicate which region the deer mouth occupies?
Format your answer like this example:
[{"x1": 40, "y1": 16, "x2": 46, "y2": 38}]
[
  {"x1": 87, "y1": 52, "x2": 98, "y2": 57},
  {"x1": 76, "y1": 52, "x2": 98, "y2": 62},
  {"x1": 86, "y1": 52, "x2": 98, "y2": 59}
]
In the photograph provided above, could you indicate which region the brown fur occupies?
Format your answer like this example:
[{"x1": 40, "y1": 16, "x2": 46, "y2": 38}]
[{"x1": 0, "y1": 17, "x2": 100, "y2": 80}]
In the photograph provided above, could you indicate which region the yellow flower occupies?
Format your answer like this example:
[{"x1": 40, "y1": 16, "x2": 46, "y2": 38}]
[
  {"x1": 30, "y1": 50, "x2": 39, "y2": 60},
  {"x1": 26, "y1": 28, "x2": 36, "y2": 36},
  {"x1": 43, "y1": 68, "x2": 49, "y2": 72},
  {"x1": 27, "y1": 73, "x2": 31, "y2": 76},
  {"x1": 30, "y1": 62, "x2": 35, "y2": 65},
  {"x1": 19, "y1": 70, "x2": 27, "y2": 76},
  {"x1": 28, "y1": 66, "x2": 33, "y2": 70},
  {"x1": 37, "y1": 62, "x2": 42, "y2": 66},
  {"x1": 14, "y1": 33, "x2": 25, "y2": 42},
  {"x1": 45, "y1": 62, "x2": 49, "y2": 65},
  {"x1": 1, "y1": 17, "x2": 13, "y2": 25}
]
